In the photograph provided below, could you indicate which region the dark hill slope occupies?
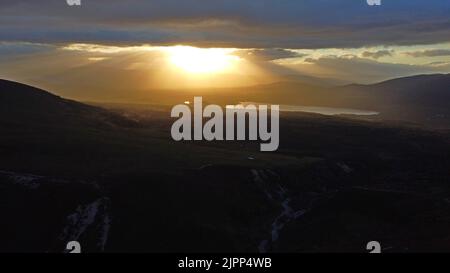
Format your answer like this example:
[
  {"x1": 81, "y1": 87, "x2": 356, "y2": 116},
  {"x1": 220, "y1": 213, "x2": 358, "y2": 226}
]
[{"x1": 0, "y1": 79, "x2": 137, "y2": 128}]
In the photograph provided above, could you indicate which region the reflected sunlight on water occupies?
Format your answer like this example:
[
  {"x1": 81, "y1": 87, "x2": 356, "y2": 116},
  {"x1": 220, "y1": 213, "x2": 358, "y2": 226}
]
[{"x1": 238, "y1": 102, "x2": 379, "y2": 116}]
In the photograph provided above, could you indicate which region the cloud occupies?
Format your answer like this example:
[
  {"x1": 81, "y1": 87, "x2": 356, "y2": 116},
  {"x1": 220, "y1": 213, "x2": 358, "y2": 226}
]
[
  {"x1": 234, "y1": 48, "x2": 305, "y2": 61},
  {"x1": 404, "y1": 49, "x2": 450, "y2": 57},
  {"x1": 427, "y1": 61, "x2": 450, "y2": 67},
  {"x1": 0, "y1": 0, "x2": 449, "y2": 48},
  {"x1": 0, "y1": 42, "x2": 278, "y2": 99},
  {"x1": 291, "y1": 55, "x2": 449, "y2": 84},
  {"x1": 361, "y1": 50, "x2": 394, "y2": 59},
  {"x1": 0, "y1": 42, "x2": 55, "y2": 60}
]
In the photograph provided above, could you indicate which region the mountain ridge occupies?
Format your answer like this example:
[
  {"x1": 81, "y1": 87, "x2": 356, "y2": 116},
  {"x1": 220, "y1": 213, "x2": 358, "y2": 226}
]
[
  {"x1": 2, "y1": 73, "x2": 449, "y2": 128},
  {"x1": 0, "y1": 79, "x2": 138, "y2": 128}
]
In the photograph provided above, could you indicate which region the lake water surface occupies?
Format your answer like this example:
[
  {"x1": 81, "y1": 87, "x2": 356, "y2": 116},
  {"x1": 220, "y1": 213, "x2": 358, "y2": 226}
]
[{"x1": 238, "y1": 102, "x2": 379, "y2": 116}]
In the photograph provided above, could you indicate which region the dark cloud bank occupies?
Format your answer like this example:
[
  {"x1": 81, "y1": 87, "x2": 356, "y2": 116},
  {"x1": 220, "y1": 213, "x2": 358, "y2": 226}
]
[{"x1": 0, "y1": 0, "x2": 449, "y2": 49}]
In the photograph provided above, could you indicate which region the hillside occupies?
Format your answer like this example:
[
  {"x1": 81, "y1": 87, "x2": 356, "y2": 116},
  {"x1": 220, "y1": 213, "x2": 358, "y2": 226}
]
[
  {"x1": 339, "y1": 74, "x2": 450, "y2": 128},
  {"x1": 1, "y1": 80, "x2": 450, "y2": 253},
  {"x1": 0, "y1": 79, "x2": 138, "y2": 128}
]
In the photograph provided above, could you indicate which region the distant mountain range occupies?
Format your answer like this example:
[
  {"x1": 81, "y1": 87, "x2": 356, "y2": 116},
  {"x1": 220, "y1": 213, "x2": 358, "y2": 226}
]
[
  {"x1": 190, "y1": 73, "x2": 450, "y2": 128},
  {"x1": 353, "y1": 74, "x2": 450, "y2": 110},
  {"x1": 2, "y1": 74, "x2": 450, "y2": 128},
  {"x1": 145, "y1": 73, "x2": 450, "y2": 128},
  {"x1": 337, "y1": 74, "x2": 450, "y2": 127}
]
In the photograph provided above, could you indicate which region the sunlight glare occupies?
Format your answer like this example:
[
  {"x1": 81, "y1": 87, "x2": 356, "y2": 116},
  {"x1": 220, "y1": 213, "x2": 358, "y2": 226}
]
[{"x1": 167, "y1": 46, "x2": 239, "y2": 74}]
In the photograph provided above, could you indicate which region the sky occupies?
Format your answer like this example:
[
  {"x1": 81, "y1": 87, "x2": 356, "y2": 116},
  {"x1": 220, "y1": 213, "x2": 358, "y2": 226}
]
[{"x1": 0, "y1": 0, "x2": 450, "y2": 100}]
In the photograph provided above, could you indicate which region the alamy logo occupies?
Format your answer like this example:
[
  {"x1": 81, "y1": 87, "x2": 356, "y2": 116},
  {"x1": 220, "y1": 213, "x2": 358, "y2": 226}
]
[
  {"x1": 171, "y1": 97, "x2": 279, "y2": 152},
  {"x1": 367, "y1": 0, "x2": 381, "y2": 6},
  {"x1": 366, "y1": 241, "x2": 382, "y2": 253},
  {"x1": 66, "y1": 0, "x2": 81, "y2": 6},
  {"x1": 66, "y1": 241, "x2": 81, "y2": 253}
]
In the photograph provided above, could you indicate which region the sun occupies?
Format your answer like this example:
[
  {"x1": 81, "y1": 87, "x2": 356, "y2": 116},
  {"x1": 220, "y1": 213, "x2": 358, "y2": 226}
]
[{"x1": 167, "y1": 46, "x2": 240, "y2": 74}]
